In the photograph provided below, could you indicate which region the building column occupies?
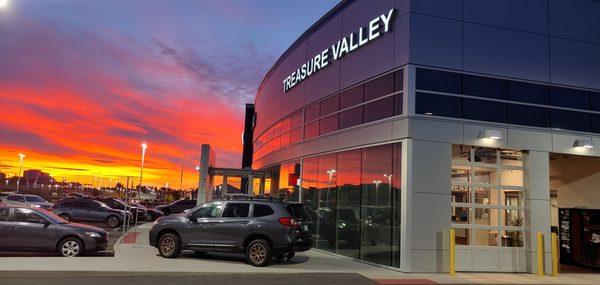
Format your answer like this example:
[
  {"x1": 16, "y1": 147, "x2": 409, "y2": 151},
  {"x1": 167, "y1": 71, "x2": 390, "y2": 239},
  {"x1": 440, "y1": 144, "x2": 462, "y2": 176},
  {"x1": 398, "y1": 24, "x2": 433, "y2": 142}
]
[
  {"x1": 402, "y1": 138, "x2": 452, "y2": 272},
  {"x1": 524, "y1": 151, "x2": 552, "y2": 274}
]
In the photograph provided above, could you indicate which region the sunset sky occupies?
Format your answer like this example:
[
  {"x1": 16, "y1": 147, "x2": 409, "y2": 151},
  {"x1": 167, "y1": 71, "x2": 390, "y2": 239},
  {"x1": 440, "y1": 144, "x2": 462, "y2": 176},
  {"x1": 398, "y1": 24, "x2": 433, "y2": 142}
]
[{"x1": 0, "y1": 0, "x2": 336, "y2": 188}]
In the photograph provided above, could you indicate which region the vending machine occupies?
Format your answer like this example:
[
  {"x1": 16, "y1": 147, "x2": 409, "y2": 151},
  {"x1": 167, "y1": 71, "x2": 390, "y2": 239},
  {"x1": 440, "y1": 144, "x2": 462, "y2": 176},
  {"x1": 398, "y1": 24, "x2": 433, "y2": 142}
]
[{"x1": 559, "y1": 208, "x2": 600, "y2": 268}]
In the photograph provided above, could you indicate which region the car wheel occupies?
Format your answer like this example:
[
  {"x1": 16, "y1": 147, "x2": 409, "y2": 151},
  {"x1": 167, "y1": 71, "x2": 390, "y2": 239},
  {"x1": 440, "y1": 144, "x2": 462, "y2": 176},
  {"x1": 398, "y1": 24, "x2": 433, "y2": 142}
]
[
  {"x1": 58, "y1": 238, "x2": 83, "y2": 257},
  {"x1": 106, "y1": 215, "x2": 120, "y2": 228},
  {"x1": 59, "y1": 214, "x2": 71, "y2": 222},
  {"x1": 286, "y1": 250, "x2": 295, "y2": 261},
  {"x1": 246, "y1": 239, "x2": 272, "y2": 267},
  {"x1": 158, "y1": 233, "x2": 181, "y2": 258}
]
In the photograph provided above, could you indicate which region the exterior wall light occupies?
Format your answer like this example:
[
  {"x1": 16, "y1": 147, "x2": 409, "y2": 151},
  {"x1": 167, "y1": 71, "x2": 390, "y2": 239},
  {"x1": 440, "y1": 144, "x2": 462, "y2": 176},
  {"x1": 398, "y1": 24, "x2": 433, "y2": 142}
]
[
  {"x1": 573, "y1": 139, "x2": 594, "y2": 149},
  {"x1": 478, "y1": 130, "x2": 503, "y2": 140}
]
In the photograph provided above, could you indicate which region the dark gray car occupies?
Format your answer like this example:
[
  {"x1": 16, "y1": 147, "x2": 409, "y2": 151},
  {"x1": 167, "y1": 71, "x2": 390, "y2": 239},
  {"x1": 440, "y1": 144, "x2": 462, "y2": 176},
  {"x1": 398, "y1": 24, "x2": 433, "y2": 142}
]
[
  {"x1": 149, "y1": 198, "x2": 312, "y2": 266},
  {"x1": 0, "y1": 206, "x2": 108, "y2": 257},
  {"x1": 50, "y1": 197, "x2": 130, "y2": 228}
]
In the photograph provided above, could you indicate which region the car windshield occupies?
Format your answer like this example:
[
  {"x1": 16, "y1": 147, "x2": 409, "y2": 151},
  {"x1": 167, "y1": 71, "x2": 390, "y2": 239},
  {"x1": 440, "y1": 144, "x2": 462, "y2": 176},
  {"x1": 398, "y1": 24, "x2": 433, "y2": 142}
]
[{"x1": 25, "y1": 195, "x2": 46, "y2": 203}]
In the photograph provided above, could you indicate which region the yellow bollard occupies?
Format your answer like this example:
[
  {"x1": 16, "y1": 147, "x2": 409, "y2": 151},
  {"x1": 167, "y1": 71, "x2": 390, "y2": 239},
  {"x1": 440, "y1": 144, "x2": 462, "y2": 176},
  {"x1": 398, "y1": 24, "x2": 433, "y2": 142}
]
[
  {"x1": 537, "y1": 232, "x2": 544, "y2": 277},
  {"x1": 450, "y1": 228, "x2": 456, "y2": 276},
  {"x1": 552, "y1": 232, "x2": 559, "y2": 277}
]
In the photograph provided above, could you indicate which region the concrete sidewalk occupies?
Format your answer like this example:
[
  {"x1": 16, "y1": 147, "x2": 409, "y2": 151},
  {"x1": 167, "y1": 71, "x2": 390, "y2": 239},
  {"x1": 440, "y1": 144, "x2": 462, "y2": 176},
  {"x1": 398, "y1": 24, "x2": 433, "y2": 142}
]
[{"x1": 0, "y1": 222, "x2": 598, "y2": 284}]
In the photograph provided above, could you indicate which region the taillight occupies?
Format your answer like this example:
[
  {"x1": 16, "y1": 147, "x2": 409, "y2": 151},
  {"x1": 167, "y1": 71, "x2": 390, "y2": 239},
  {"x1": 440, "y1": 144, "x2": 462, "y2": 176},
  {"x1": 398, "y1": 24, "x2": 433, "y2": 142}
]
[{"x1": 279, "y1": 217, "x2": 298, "y2": 227}]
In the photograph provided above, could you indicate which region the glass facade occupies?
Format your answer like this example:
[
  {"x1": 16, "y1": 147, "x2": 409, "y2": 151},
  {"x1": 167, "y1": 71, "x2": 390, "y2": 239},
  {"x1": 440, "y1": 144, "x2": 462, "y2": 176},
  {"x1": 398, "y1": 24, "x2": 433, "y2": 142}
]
[
  {"x1": 299, "y1": 143, "x2": 402, "y2": 267},
  {"x1": 415, "y1": 68, "x2": 600, "y2": 133},
  {"x1": 451, "y1": 146, "x2": 525, "y2": 248},
  {"x1": 253, "y1": 69, "x2": 404, "y2": 160}
]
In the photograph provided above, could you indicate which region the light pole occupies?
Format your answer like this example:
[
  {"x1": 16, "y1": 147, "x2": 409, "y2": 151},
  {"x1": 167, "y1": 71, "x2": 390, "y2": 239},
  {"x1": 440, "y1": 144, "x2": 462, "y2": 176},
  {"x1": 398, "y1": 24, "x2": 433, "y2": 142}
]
[
  {"x1": 16, "y1": 153, "x2": 25, "y2": 193},
  {"x1": 138, "y1": 143, "x2": 148, "y2": 199},
  {"x1": 373, "y1": 180, "x2": 382, "y2": 206},
  {"x1": 383, "y1": 174, "x2": 393, "y2": 205},
  {"x1": 325, "y1": 169, "x2": 336, "y2": 208}
]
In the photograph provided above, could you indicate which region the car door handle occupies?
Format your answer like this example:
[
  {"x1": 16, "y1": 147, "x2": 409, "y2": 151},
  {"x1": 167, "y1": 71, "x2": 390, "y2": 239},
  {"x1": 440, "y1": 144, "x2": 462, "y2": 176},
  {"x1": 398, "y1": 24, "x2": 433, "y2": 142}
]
[{"x1": 241, "y1": 221, "x2": 249, "y2": 225}]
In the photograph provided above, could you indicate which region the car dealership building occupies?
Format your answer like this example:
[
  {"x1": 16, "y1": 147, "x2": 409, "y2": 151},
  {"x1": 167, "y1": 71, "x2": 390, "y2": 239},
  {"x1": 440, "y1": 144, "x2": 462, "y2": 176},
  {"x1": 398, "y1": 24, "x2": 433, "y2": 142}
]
[{"x1": 206, "y1": 0, "x2": 600, "y2": 274}]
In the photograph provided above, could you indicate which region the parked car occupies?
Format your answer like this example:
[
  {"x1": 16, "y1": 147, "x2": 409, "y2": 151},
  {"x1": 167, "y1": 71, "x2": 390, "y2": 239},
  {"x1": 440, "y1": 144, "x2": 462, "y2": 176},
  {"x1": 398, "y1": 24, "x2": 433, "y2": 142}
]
[
  {"x1": 130, "y1": 202, "x2": 163, "y2": 221},
  {"x1": 149, "y1": 198, "x2": 312, "y2": 266},
  {"x1": 155, "y1": 199, "x2": 196, "y2": 215},
  {"x1": 0, "y1": 192, "x2": 15, "y2": 203},
  {"x1": 94, "y1": 197, "x2": 147, "y2": 221},
  {"x1": 0, "y1": 205, "x2": 108, "y2": 256},
  {"x1": 50, "y1": 197, "x2": 130, "y2": 228},
  {"x1": 1, "y1": 194, "x2": 54, "y2": 210}
]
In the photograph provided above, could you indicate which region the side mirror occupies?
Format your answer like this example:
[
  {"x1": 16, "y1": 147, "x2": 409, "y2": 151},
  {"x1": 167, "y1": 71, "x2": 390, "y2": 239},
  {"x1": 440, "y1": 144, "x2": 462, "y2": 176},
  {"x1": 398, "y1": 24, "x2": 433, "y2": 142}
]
[{"x1": 188, "y1": 215, "x2": 197, "y2": 223}]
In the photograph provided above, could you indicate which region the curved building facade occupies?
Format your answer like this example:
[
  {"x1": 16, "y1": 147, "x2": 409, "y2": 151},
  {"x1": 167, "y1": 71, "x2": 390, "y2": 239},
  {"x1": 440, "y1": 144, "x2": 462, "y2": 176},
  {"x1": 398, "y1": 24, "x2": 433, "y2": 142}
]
[{"x1": 250, "y1": 0, "x2": 600, "y2": 273}]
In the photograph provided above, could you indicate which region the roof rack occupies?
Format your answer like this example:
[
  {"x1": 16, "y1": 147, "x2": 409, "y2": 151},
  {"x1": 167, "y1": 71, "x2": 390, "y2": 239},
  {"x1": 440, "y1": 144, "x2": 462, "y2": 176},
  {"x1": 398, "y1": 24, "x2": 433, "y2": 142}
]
[{"x1": 220, "y1": 193, "x2": 284, "y2": 202}]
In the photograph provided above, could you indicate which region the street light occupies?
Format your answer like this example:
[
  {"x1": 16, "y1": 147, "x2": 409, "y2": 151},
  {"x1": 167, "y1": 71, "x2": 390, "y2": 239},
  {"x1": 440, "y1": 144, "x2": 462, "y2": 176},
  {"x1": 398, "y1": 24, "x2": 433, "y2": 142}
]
[
  {"x1": 373, "y1": 180, "x2": 382, "y2": 206},
  {"x1": 0, "y1": 0, "x2": 9, "y2": 9},
  {"x1": 325, "y1": 169, "x2": 336, "y2": 208},
  {"x1": 16, "y1": 153, "x2": 25, "y2": 193},
  {"x1": 383, "y1": 174, "x2": 393, "y2": 206},
  {"x1": 138, "y1": 143, "x2": 148, "y2": 198}
]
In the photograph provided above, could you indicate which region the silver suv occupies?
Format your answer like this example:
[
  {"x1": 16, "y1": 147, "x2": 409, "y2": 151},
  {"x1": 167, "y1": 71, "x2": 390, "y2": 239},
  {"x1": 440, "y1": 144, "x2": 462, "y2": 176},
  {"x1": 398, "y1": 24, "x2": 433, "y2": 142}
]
[{"x1": 149, "y1": 198, "x2": 312, "y2": 266}]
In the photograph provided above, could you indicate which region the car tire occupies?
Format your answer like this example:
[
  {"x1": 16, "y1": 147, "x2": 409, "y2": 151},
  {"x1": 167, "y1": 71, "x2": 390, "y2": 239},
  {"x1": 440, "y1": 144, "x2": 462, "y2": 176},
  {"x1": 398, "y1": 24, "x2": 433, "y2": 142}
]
[
  {"x1": 286, "y1": 250, "x2": 295, "y2": 261},
  {"x1": 58, "y1": 237, "x2": 84, "y2": 257},
  {"x1": 158, "y1": 233, "x2": 181, "y2": 258},
  {"x1": 106, "y1": 215, "x2": 120, "y2": 228},
  {"x1": 246, "y1": 239, "x2": 272, "y2": 267},
  {"x1": 59, "y1": 213, "x2": 71, "y2": 222}
]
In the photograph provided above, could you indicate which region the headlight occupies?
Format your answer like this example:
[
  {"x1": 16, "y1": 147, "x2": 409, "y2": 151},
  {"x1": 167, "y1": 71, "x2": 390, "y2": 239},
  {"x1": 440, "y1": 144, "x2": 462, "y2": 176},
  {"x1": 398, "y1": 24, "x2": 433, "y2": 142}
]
[
  {"x1": 32, "y1": 204, "x2": 41, "y2": 208},
  {"x1": 85, "y1": 232, "x2": 101, "y2": 238}
]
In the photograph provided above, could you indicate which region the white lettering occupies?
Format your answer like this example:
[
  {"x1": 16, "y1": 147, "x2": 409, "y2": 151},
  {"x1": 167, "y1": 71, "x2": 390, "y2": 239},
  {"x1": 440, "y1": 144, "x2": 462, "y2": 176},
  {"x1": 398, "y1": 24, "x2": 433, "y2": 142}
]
[
  {"x1": 380, "y1": 8, "x2": 394, "y2": 32},
  {"x1": 368, "y1": 17, "x2": 380, "y2": 41},
  {"x1": 283, "y1": 8, "x2": 397, "y2": 92}
]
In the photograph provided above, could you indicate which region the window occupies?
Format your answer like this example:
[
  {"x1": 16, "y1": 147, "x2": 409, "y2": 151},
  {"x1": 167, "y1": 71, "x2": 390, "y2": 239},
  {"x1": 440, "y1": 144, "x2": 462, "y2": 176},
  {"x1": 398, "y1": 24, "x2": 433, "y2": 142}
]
[
  {"x1": 290, "y1": 128, "x2": 303, "y2": 144},
  {"x1": 550, "y1": 87, "x2": 589, "y2": 109},
  {"x1": 305, "y1": 104, "x2": 320, "y2": 122},
  {"x1": 550, "y1": 109, "x2": 590, "y2": 132},
  {"x1": 59, "y1": 201, "x2": 74, "y2": 208},
  {"x1": 394, "y1": 70, "x2": 404, "y2": 92},
  {"x1": 364, "y1": 96, "x2": 394, "y2": 123},
  {"x1": 319, "y1": 114, "x2": 338, "y2": 135},
  {"x1": 7, "y1": 195, "x2": 25, "y2": 202},
  {"x1": 507, "y1": 81, "x2": 549, "y2": 104},
  {"x1": 364, "y1": 73, "x2": 394, "y2": 101},
  {"x1": 451, "y1": 147, "x2": 525, "y2": 248},
  {"x1": 591, "y1": 92, "x2": 600, "y2": 112},
  {"x1": 461, "y1": 98, "x2": 506, "y2": 123},
  {"x1": 394, "y1": 94, "x2": 403, "y2": 116},
  {"x1": 74, "y1": 201, "x2": 86, "y2": 208},
  {"x1": 339, "y1": 106, "x2": 363, "y2": 129},
  {"x1": 13, "y1": 208, "x2": 47, "y2": 224},
  {"x1": 320, "y1": 95, "x2": 339, "y2": 116},
  {"x1": 507, "y1": 104, "x2": 549, "y2": 128},
  {"x1": 0, "y1": 208, "x2": 9, "y2": 221},
  {"x1": 304, "y1": 121, "x2": 319, "y2": 140},
  {"x1": 222, "y1": 203, "x2": 250, "y2": 218},
  {"x1": 462, "y1": 74, "x2": 506, "y2": 100},
  {"x1": 191, "y1": 203, "x2": 222, "y2": 219},
  {"x1": 416, "y1": 93, "x2": 461, "y2": 117},
  {"x1": 340, "y1": 86, "x2": 363, "y2": 108},
  {"x1": 24, "y1": 196, "x2": 45, "y2": 203},
  {"x1": 592, "y1": 114, "x2": 600, "y2": 133},
  {"x1": 253, "y1": 205, "x2": 274, "y2": 217},
  {"x1": 416, "y1": 68, "x2": 461, "y2": 93},
  {"x1": 290, "y1": 111, "x2": 303, "y2": 128}
]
